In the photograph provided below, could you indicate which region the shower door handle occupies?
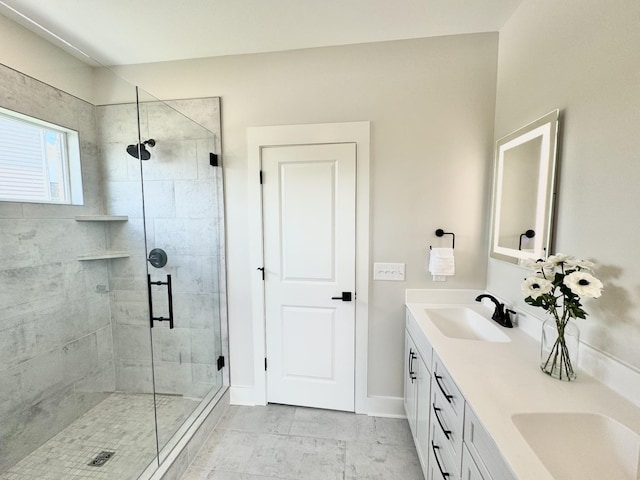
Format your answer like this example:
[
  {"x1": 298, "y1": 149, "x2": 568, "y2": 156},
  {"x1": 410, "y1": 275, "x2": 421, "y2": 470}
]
[{"x1": 147, "y1": 274, "x2": 174, "y2": 329}]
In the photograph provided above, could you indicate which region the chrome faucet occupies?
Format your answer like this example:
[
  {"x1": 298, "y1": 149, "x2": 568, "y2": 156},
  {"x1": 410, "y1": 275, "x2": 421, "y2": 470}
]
[{"x1": 475, "y1": 294, "x2": 515, "y2": 328}]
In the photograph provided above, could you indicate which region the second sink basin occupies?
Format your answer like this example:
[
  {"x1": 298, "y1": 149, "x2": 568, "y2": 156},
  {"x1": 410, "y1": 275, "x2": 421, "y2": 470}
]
[
  {"x1": 512, "y1": 412, "x2": 640, "y2": 480},
  {"x1": 424, "y1": 307, "x2": 511, "y2": 342}
]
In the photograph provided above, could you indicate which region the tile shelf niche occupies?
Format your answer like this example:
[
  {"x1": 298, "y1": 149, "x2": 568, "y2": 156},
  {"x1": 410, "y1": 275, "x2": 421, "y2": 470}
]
[
  {"x1": 75, "y1": 215, "x2": 130, "y2": 260},
  {"x1": 78, "y1": 251, "x2": 130, "y2": 261},
  {"x1": 74, "y1": 215, "x2": 129, "y2": 222}
]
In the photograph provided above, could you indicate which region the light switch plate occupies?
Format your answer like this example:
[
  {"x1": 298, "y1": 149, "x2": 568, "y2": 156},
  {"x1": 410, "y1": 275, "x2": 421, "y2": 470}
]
[{"x1": 373, "y1": 262, "x2": 405, "y2": 281}]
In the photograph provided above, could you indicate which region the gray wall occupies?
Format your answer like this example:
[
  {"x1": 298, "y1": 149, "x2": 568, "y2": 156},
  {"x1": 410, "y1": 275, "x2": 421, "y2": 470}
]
[
  {"x1": 0, "y1": 14, "x2": 95, "y2": 103},
  {"x1": 109, "y1": 34, "x2": 500, "y2": 400},
  {"x1": 488, "y1": 0, "x2": 640, "y2": 371},
  {"x1": 0, "y1": 64, "x2": 115, "y2": 472}
]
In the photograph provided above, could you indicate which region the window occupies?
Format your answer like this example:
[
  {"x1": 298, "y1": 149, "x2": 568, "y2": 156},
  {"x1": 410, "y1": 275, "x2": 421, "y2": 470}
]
[{"x1": 0, "y1": 106, "x2": 83, "y2": 205}]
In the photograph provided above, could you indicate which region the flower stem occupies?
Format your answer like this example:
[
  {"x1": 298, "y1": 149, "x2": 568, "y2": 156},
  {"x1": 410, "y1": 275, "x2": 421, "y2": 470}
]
[{"x1": 541, "y1": 316, "x2": 576, "y2": 380}]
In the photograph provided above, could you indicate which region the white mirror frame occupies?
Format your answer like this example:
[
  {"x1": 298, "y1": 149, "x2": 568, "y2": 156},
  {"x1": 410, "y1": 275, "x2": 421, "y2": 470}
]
[{"x1": 490, "y1": 109, "x2": 560, "y2": 264}]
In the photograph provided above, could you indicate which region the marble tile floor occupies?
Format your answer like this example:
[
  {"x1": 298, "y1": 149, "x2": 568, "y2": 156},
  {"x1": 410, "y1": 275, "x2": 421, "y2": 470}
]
[
  {"x1": 0, "y1": 393, "x2": 198, "y2": 480},
  {"x1": 181, "y1": 404, "x2": 424, "y2": 480}
]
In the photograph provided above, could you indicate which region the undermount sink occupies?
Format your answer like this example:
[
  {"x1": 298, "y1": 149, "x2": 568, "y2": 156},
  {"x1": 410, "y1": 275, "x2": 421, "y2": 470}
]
[
  {"x1": 512, "y1": 412, "x2": 640, "y2": 480},
  {"x1": 424, "y1": 307, "x2": 510, "y2": 342}
]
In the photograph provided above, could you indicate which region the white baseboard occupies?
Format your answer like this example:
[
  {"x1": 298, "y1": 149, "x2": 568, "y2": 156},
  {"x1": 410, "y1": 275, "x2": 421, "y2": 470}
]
[
  {"x1": 230, "y1": 385, "x2": 257, "y2": 406},
  {"x1": 366, "y1": 395, "x2": 405, "y2": 418},
  {"x1": 230, "y1": 386, "x2": 406, "y2": 417}
]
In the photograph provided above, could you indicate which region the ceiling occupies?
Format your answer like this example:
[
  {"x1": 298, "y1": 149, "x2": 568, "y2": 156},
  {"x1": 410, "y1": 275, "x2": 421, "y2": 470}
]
[{"x1": 0, "y1": 0, "x2": 522, "y2": 66}]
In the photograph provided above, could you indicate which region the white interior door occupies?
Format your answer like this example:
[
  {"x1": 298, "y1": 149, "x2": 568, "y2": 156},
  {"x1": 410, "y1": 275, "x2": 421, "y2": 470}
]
[{"x1": 262, "y1": 142, "x2": 356, "y2": 411}]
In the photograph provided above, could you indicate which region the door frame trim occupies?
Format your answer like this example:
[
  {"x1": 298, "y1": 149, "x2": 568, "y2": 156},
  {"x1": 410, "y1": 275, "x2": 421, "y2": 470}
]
[{"x1": 247, "y1": 122, "x2": 370, "y2": 413}]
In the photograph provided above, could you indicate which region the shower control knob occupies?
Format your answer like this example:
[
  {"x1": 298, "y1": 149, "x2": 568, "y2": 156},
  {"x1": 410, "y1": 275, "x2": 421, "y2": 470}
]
[{"x1": 148, "y1": 248, "x2": 168, "y2": 268}]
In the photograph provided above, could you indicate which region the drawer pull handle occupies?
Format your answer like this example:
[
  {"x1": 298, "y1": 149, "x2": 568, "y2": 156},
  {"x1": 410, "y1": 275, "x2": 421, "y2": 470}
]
[
  {"x1": 432, "y1": 404, "x2": 452, "y2": 439},
  {"x1": 409, "y1": 349, "x2": 417, "y2": 383},
  {"x1": 434, "y1": 374, "x2": 454, "y2": 403},
  {"x1": 431, "y1": 441, "x2": 450, "y2": 479}
]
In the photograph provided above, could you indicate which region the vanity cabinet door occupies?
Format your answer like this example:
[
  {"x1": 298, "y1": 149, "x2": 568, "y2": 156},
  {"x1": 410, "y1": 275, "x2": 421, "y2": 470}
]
[
  {"x1": 404, "y1": 331, "x2": 419, "y2": 436},
  {"x1": 415, "y1": 355, "x2": 431, "y2": 468},
  {"x1": 405, "y1": 328, "x2": 433, "y2": 474},
  {"x1": 463, "y1": 404, "x2": 517, "y2": 480},
  {"x1": 461, "y1": 444, "x2": 487, "y2": 480}
]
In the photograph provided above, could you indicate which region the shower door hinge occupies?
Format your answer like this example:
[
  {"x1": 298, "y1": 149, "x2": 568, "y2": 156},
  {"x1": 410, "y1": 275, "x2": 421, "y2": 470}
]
[
  {"x1": 217, "y1": 355, "x2": 225, "y2": 371},
  {"x1": 259, "y1": 170, "x2": 263, "y2": 184},
  {"x1": 264, "y1": 357, "x2": 268, "y2": 371}
]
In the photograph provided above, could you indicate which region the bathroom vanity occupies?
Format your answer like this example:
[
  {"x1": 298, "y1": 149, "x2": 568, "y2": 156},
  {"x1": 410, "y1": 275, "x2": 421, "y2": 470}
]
[{"x1": 404, "y1": 289, "x2": 640, "y2": 480}]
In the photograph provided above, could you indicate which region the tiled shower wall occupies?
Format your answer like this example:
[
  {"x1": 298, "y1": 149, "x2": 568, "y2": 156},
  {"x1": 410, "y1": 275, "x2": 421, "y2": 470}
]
[
  {"x1": 0, "y1": 61, "x2": 224, "y2": 474},
  {"x1": 98, "y1": 98, "x2": 224, "y2": 399},
  {"x1": 0, "y1": 64, "x2": 116, "y2": 473}
]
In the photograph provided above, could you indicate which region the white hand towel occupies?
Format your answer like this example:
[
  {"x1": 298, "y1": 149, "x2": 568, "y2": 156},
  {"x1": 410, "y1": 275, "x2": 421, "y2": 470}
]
[{"x1": 429, "y1": 247, "x2": 455, "y2": 276}]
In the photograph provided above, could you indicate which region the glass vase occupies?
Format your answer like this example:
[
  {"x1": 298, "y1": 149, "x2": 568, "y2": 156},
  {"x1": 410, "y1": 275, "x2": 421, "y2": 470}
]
[{"x1": 540, "y1": 317, "x2": 579, "y2": 381}]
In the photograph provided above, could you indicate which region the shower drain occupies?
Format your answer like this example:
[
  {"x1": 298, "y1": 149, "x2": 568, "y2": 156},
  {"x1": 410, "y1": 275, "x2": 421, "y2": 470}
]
[{"x1": 88, "y1": 451, "x2": 115, "y2": 467}]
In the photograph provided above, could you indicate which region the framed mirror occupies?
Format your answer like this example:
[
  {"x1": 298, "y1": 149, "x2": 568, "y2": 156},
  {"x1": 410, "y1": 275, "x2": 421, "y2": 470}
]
[{"x1": 490, "y1": 109, "x2": 560, "y2": 264}]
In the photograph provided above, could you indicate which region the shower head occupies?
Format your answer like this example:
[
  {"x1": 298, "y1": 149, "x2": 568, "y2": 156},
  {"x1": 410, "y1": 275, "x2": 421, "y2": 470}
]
[{"x1": 126, "y1": 139, "x2": 156, "y2": 160}]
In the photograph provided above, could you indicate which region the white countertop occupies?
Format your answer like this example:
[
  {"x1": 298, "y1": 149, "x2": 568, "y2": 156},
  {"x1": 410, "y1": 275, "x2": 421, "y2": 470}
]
[{"x1": 405, "y1": 291, "x2": 640, "y2": 480}]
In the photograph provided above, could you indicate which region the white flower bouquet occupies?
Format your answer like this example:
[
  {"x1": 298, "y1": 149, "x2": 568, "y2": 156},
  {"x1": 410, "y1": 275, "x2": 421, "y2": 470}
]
[{"x1": 521, "y1": 253, "x2": 603, "y2": 380}]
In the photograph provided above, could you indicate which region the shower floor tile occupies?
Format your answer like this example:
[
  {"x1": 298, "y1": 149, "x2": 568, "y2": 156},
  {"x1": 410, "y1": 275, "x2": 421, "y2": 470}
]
[{"x1": 0, "y1": 393, "x2": 198, "y2": 480}]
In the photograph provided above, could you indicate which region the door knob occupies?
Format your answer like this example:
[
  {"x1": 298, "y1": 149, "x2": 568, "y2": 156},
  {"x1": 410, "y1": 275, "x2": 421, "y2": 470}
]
[{"x1": 331, "y1": 292, "x2": 352, "y2": 302}]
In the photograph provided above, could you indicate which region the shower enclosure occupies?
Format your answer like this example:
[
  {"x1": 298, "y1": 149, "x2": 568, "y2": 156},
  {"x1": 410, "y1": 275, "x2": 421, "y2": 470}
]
[{"x1": 0, "y1": 11, "x2": 228, "y2": 480}]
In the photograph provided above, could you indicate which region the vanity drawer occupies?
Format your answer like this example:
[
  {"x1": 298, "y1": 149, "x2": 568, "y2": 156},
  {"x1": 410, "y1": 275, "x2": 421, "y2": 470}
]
[
  {"x1": 432, "y1": 383, "x2": 463, "y2": 466},
  {"x1": 433, "y1": 354, "x2": 465, "y2": 423},
  {"x1": 406, "y1": 309, "x2": 433, "y2": 372},
  {"x1": 464, "y1": 404, "x2": 517, "y2": 480},
  {"x1": 429, "y1": 418, "x2": 461, "y2": 480}
]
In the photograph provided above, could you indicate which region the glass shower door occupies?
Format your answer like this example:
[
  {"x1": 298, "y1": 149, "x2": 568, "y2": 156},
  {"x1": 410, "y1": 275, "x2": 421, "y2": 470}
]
[
  {"x1": 96, "y1": 79, "x2": 168, "y2": 479},
  {"x1": 136, "y1": 89, "x2": 225, "y2": 460}
]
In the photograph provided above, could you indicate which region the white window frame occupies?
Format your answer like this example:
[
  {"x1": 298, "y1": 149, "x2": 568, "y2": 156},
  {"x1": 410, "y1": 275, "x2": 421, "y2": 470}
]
[{"x1": 0, "y1": 106, "x2": 83, "y2": 205}]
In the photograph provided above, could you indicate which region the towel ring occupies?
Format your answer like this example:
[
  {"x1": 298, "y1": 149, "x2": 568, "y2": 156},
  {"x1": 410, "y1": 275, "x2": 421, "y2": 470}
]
[{"x1": 430, "y1": 229, "x2": 455, "y2": 250}]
